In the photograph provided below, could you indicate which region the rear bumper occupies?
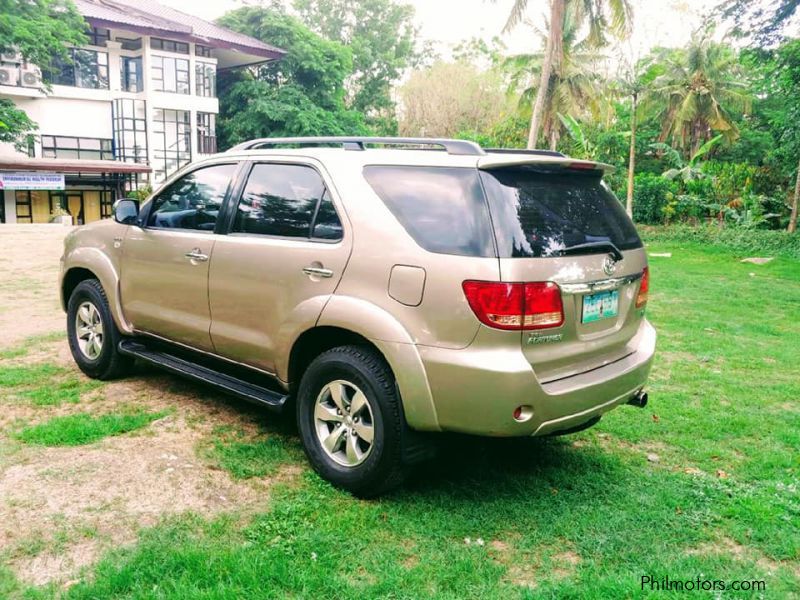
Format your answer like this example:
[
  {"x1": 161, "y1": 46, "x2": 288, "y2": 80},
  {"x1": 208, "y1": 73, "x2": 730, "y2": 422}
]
[{"x1": 417, "y1": 319, "x2": 656, "y2": 437}]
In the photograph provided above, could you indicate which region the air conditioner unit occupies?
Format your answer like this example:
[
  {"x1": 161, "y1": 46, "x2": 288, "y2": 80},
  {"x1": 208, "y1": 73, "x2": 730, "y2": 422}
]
[
  {"x1": 0, "y1": 51, "x2": 22, "y2": 64},
  {"x1": 19, "y1": 65, "x2": 42, "y2": 88},
  {"x1": 0, "y1": 65, "x2": 19, "y2": 86}
]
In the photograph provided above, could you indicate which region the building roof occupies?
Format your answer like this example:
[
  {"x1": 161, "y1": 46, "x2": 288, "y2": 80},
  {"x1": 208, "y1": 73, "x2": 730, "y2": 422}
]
[
  {"x1": 0, "y1": 157, "x2": 152, "y2": 174},
  {"x1": 73, "y1": 0, "x2": 285, "y2": 62}
]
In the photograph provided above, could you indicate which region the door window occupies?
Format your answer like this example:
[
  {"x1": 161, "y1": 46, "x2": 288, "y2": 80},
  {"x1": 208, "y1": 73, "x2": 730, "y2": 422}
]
[
  {"x1": 233, "y1": 163, "x2": 342, "y2": 240},
  {"x1": 148, "y1": 163, "x2": 236, "y2": 231}
]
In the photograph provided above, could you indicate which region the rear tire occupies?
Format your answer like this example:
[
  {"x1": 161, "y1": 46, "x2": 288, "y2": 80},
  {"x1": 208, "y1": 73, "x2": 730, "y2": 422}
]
[
  {"x1": 67, "y1": 279, "x2": 133, "y2": 380},
  {"x1": 296, "y1": 345, "x2": 406, "y2": 497}
]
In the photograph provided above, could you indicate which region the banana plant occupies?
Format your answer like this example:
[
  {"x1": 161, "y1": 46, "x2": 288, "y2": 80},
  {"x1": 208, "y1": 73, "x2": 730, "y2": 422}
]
[{"x1": 650, "y1": 134, "x2": 723, "y2": 182}]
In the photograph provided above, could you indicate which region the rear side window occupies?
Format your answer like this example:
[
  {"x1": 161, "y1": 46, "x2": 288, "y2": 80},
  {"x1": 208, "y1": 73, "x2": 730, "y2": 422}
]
[
  {"x1": 480, "y1": 169, "x2": 642, "y2": 258},
  {"x1": 233, "y1": 163, "x2": 342, "y2": 240},
  {"x1": 363, "y1": 166, "x2": 495, "y2": 257}
]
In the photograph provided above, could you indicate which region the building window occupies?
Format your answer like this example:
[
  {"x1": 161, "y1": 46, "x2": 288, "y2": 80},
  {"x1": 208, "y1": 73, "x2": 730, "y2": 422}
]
[
  {"x1": 151, "y1": 55, "x2": 189, "y2": 94},
  {"x1": 195, "y1": 44, "x2": 212, "y2": 57},
  {"x1": 117, "y1": 37, "x2": 142, "y2": 51},
  {"x1": 112, "y1": 98, "x2": 148, "y2": 170},
  {"x1": 87, "y1": 27, "x2": 110, "y2": 47},
  {"x1": 150, "y1": 38, "x2": 189, "y2": 55},
  {"x1": 51, "y1": 48, "x2": 109, "y2": 89},
  {"x1": 121, "y1": 56, "x2": 142, "y2": 92},
  {"x1": 152, "y1": 108, "x2": 191, "y2": 182},
  {"x1": 197, "y1": 112, "x2": 216, "y2": 154},
  {"x1": 41, "y1": 135, "x2": 114, "y2": 160},
  {"x1": 195, "y1": 62, "x2": 215, "y2": 97}
]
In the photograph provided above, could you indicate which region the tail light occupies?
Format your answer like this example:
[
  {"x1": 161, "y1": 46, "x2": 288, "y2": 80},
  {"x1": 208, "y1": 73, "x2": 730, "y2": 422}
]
[
  {"x1": 636, "y1": 267, "x2": 649, "y2": 309},
  {"x1": 462, "y1": 281, "x2": 564, "y2": 331}
]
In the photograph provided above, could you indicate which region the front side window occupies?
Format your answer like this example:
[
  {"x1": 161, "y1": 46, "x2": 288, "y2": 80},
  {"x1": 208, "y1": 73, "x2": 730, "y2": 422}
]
[
  {"x1": 481, "y1": 169, "x2": 643, "y2": 258},
  {"x1": 51, "y1": 49, "x2": 109, "y2": 89},
  {"x1": 148, "y1": 163, "x2": 236, "y2": 231},
  {"x1": 151, "y1": 55, "x2": 189, "y2": 94},
  {"x1": 233, "y1": 163, "x2": 342, "y2": 240},
  {"x1": 363, "y1": 166, "x2": 495, "y2": 257}
]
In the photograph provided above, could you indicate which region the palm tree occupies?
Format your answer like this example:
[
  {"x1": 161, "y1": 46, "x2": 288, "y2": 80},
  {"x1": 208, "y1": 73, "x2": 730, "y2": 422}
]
[
  {"x1": 504, "y1": 8, "x2": 608, "y2": 150},
  {"x1": 501, "y1": 0, "x2": 632, "y2": 149},
  {"x1": 644, "y1": 34, "x2": 751, "y2": 158}
]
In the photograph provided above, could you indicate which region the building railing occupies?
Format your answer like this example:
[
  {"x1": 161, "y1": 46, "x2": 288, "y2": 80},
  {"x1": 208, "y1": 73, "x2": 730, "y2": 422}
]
[{"x1": 198, "y1": 134, "x2": 217, "y2": 155}]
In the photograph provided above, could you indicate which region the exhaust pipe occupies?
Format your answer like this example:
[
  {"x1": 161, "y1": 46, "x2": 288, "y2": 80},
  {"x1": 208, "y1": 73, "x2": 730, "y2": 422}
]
[{"x1": 627, "y1": 390, "x2": 648, "y2": 409}]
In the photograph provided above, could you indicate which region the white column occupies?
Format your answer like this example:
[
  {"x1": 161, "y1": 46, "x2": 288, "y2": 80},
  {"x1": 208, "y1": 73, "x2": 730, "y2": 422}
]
[{"x1": 3, "y1": 190, "x2": 17, "y2": 224}]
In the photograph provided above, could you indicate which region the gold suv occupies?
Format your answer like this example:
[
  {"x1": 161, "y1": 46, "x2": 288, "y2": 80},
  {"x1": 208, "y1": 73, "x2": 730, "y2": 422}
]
[{"x1": 60, "y1": 137, "x2": 656, "y2": 496}]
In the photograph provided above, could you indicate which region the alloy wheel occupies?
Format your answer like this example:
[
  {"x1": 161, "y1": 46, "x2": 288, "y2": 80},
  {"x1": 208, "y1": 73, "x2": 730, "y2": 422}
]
[
  {"x1": 314, "y1": 379, "x2": 375, "y2": 467},
  {"x1": 75, "y1": 301, "x2": 104, "y2": 360}
]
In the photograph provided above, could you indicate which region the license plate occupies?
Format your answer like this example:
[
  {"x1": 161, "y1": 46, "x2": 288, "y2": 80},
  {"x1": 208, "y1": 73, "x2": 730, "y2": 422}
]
[{"x1": 582, "y1": 290, "x2": 619, "y2": 323}]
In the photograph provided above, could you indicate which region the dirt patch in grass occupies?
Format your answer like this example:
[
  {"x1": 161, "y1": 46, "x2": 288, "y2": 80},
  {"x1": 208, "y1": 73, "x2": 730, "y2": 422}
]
[
  {"x1": 0, "y1": 412, "x2": 294, "y2": 586},
  {"x1": 0, "y1": 226, "x2": 70, "y2": 350},
  {"x1": 486, "y1": 533, "x2": 582, "y2": 589},
  {"x1": 687, "y1": 537, "x2": 800, "y2": 578}
]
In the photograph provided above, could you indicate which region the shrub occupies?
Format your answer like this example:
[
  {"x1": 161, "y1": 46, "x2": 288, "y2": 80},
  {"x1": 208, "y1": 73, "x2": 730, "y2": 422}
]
[
  {"x1": 639, "y1": 225, "x2": 800, "y2": 258},
  {"x1": 632, "y1": 173, "x2": 677, "y2": 225}
]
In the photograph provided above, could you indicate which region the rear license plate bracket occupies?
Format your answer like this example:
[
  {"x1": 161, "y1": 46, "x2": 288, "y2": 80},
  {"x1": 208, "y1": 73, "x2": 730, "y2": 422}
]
[{"x1": 582, "y1": 290, "x2": 619, "y2": 323}]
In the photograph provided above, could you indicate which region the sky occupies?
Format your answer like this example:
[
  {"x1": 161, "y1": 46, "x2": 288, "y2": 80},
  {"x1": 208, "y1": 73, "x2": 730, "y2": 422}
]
[{"x1": 160, "y1": 0, "x2": 736, "y2": 58}]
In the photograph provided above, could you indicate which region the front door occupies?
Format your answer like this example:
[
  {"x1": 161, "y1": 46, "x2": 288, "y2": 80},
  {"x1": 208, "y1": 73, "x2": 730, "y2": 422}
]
[
  {"x1": 119, "y1": 162, "x2": 238, "y2": 352},
  {"x1": 209, "y1": 161, "x2": 351, "y2": 373}
]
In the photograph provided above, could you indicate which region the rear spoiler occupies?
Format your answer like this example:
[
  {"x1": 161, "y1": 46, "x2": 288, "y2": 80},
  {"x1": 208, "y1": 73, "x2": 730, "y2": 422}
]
[{"x1": 477, "y1": 154, "x2": 615, "y2": 173}]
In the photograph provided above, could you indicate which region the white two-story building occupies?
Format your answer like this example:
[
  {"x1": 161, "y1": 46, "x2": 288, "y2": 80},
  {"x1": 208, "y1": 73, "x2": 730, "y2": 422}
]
[{"x1": 0, "y1": 0, "x2": 284, "y2": 225}]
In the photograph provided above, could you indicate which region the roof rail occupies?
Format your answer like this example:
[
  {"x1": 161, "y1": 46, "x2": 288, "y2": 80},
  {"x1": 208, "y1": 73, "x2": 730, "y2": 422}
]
[
  {"x1": 227, "y1": 136, "x2": 486, "y2": 156},
  {"x1": 484, "y1": 148, "x2": 566, "y2": 158}
]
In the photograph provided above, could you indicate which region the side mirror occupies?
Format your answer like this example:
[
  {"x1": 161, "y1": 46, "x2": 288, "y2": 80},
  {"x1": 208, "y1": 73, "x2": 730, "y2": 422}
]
[{"x1": 113, "y1": 199, "x2": 139, "y2": 225}]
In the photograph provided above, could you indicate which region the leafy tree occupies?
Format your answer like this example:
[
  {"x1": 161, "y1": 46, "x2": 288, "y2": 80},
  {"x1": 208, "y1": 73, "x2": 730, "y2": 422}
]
[
  {"x1": 215, "y1": 7, "x2": 367, "y2": 148},
  {"x1": 717, "y1": 0, "x2": 799, "y2": 45},
  {"x1": 760, "y1": 40, "x2": 800, "y2": 232},
  {"x1": 293, "y1": 0, "x2": 417, "y2": 133},
  {"x1": 504, "y1": 5, "x2": 608, "y2": 150},
  {"x1": 0, "y1": 0, "x2": 87, "y2": 147},
  {"x1": 397, "y1": 61, "x2": 513, "y2": 138},
  {"x1": 498, "y1": 0, "x2": 632, "y2": 149},
  {"x1": 643, "y1": 35, "x2": 750, "y2": 157},
  {"x1": 0, "y1": 99, "x2": 37, "y2": 151}
]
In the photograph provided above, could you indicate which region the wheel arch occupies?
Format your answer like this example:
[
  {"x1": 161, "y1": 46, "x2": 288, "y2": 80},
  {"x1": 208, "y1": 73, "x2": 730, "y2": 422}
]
[
  {"x1": 284, "y1": 323, "x2": 440, "y2": 432},
  {"x1": 60, "y1": 247, "x2": 133, "y2": 335}
]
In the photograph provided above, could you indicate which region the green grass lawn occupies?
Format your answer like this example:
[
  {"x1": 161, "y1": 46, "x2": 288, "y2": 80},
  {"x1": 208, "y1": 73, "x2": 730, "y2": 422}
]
[{"x1": 5, "y1": 242, "x2": 800, "y2": 598}]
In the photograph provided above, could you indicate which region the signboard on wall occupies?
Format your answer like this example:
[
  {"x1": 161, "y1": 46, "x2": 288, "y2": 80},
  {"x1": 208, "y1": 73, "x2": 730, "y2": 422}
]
[{"x1": 0, "y1": 172, "x2": 65, "y2": 190}]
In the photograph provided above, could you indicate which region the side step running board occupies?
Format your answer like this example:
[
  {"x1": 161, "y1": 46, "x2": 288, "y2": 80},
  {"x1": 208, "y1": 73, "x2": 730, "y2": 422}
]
[{"x1": 118, "y1": 340, "x2": 288, "y2": 412}]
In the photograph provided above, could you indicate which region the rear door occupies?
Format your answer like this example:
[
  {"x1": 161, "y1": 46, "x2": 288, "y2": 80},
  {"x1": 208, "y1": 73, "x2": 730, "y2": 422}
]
[
  {"x1": 119, "y1": 162, "x2": 238, "y2": 351},
  {"x1": 208, "y1": 160, "x2": 352, "y2": 373},
  {"x1": 480, "y1": 166, "x2": 648, "y2": 382}
]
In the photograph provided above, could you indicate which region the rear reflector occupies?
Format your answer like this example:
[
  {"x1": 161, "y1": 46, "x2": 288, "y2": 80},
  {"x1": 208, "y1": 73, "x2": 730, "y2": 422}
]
[
  {"x1": 462, "y1": 280, "x2": 564, "y2": 331},
  {"x1": 636, "y1": 267, "x2": 649, "y2": 309}
]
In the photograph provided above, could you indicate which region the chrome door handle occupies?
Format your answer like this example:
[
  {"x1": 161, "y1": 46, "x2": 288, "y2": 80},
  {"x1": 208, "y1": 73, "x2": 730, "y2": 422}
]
[
  {"x1": 303, "y1": 266, "x2": 334, "y2": 278},
  {"x1": 185, "y1": 248, "x2": 209, "y2": 262}
]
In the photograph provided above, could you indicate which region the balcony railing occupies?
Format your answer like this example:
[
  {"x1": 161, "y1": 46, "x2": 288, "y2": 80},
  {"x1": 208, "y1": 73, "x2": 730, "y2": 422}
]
[{"x1": 198, "y1": 134, "x2": 217, "y2": 155}]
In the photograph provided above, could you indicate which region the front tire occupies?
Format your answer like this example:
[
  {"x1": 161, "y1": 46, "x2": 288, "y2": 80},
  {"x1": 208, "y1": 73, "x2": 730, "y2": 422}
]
[
  {"x1": 296, "y1": 345, "x2": 406, "y2": 497},
  {"x1": 66, "y1": 279, "x2": 133, "y2": 380}
]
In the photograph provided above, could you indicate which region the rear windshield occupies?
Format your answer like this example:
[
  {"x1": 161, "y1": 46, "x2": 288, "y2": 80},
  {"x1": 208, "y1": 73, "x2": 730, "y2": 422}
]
[
  {"x1": 363, "y1": 165, "x2": 495, "y2": 257},
  {"x1": 480, "y1": 168, "x2": 642, "y2": 258}
]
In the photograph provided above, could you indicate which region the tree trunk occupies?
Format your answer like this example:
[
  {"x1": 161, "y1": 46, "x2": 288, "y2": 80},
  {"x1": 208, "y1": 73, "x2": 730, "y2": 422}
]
[
  {"x1": 626, "y1": 91, "x2": 638, "y2": 218},
  {"x1": 789, "y1": 156, "x2": 800, "y2": 234},
  {"x1": 527, "y1": 0, "x2": 565, "y2": 149}
]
